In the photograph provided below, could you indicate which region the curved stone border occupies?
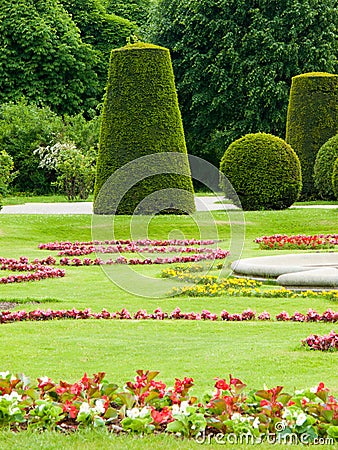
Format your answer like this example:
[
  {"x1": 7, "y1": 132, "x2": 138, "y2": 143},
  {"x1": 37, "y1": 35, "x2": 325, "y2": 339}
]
[{"x1": 231, "y1": 253, "x2": 338, "y2": 289}]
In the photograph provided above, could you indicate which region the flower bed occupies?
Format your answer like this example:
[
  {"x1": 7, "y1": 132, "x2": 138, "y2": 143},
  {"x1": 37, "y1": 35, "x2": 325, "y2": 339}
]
[
  {"x1": 0, "y1": 240, "x2": 230, "y2": 285},
  {"x1": 1, "y1": 307, "x2": 338, "y2": 324},
  {"x1": 254, "y1": 234, "x2": 338, "y2": 250},
  {"x1": 0, "y1": 370, "x2": 337, "y2": 443},
  {"x1": 39, "y1": 239, "x2": 229, "y2": 265},
  {"x1": 162, "y1": 267, "x2": 338, "y2": 299},
  {"x1": 302, "y1": 331, "x2": 338, "y2": 351},
  {"x1": 0, "y1": 257, "x2": 65, "y2": 284}
]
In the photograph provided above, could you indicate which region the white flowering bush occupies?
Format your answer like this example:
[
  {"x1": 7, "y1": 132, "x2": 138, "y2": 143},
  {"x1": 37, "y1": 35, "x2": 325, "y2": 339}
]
[{"x1": 34, "y1": 142, "x2": 95, "y2": 200}]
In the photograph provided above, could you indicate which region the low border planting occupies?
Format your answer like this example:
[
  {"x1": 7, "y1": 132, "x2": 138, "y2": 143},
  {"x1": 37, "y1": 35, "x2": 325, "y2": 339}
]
[
  {"x1": 0, "y1": 257, "x2": 65, "y2": 284},
  {"x1": 302, "y1": 331, "x2": 338, "y2": 351},
  {"x1": 0, "y1": 370, "x2": 337, "y2": 443},
  {"x1": 1, "y1": 307, "x2": 338, "y2": 324},
  {"x1": 254, "y1": 233, "x2": 338, "y2": 250}
]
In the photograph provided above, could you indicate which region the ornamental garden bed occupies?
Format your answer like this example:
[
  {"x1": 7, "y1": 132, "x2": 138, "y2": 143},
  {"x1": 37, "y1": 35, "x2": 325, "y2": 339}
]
[{"x1": 0, "y1": 211, "x2": 337, "y2": 445}]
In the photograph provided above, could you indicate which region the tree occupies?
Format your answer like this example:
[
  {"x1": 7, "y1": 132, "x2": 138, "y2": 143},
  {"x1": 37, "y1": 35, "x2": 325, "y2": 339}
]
[
  {"x1": 0, "y1": 0, "x2": 100, "y2": 116},
  {"x1": 0, "y1": 100, "x2": 64, "y2": 193},
  {"x1": 0, "y1": 100, "x2": 100, "y2": 194},
  {"x1": 149, "y1": 0, "x2": 338, "y2": 166},
  {"x1": 59, "y1": 0, "x2": 137, "y2": 94},
  {"x1": 106, "y1": 0, "x2": 153, "y2": 29}
]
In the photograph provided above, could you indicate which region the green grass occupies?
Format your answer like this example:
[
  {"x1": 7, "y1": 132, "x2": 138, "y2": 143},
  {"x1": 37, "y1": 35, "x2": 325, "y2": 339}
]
[
  {"x1": 0, "y1": 208, "x2": 338, "y2": 447},
  {"x1": 5, "y1": 429, "x2": 336, "y2": 450}
]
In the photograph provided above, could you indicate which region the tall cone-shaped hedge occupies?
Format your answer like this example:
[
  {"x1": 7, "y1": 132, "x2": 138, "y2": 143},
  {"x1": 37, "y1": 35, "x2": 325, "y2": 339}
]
[
  {"x1": 286, "y1": 72, "x2": 338, "y2": 198},
  {"x1": 93, "y1": 42, "x2": 195, "y2": 215}
]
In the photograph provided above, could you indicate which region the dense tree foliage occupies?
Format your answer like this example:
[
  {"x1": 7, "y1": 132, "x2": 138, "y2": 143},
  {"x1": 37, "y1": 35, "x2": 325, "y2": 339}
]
[
  {"x1": 0, "y1": 0, "x2": 100, "y2": 115},
  {"x1": 60, "y1": 0, "x2": 136, "y2": 94},
  {"x1": 0, "y1": 100, "x2": 100, "y2": 194},
  {"x1": 149, "y1": 0, "x2": 338, "y2": 165},
  {"x1": 106, "y1": 0, "x2": 152, "y2": 29},
  {"x1": 0, "y1": 101, "x2": 64, "y2": 193}
]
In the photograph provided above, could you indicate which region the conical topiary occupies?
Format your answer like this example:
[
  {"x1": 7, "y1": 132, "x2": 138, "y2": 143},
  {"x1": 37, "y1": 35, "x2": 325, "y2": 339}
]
[
  {"x1": 93, "y1": 42, "x2": 195, "y2": 215},
  {"x1": 285, "y1": 72, "x2": 338, "y2": 199}
]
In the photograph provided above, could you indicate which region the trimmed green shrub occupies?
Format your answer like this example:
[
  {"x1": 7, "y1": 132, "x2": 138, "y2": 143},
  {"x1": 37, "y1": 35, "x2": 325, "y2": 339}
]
[
  {"x1": 314, "y1": 134, "x2": 338, "y2": 200},
  {"x1": 93, "y1": 42, "x2": 195, "y2": 215},
  {"x1": 333, "y1": 157, "x2": 338, "y2": 199},
  {"x1": 220, "y1": 133, "x2": 302, "y2": 211},
  {"x1": 286, "y1": 72, "x2": 338, "y2": 199}
]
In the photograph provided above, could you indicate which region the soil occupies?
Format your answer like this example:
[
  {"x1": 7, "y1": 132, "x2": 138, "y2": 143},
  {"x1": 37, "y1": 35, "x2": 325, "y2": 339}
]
[{"x1": 0, "y1": 302, "x2": 17, "y2": 310}]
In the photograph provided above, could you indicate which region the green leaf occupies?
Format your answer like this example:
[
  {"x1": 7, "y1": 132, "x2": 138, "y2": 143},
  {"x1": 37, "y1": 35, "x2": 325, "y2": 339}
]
[
  {"x1": 166, "y1": 419, "x2": 184, "y2": 434},
  {"x1": 327, "y1": 425, "x2": 338, "y2": 439},
  {"x1": 116, "y1": 392, "x2": 135, "y2": 409}
]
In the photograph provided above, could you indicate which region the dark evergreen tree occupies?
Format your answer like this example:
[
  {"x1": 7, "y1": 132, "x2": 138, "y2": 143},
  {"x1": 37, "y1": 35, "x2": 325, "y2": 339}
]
[{"x1": 149, "y1": 0, "x2": 338, "y2": 166}]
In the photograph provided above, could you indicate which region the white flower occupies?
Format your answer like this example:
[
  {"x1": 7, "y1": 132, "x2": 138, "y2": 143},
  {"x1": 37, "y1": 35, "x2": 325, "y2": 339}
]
[
  {"x1": 172, "y1": 404, "x2": 180, "y2": 416},
  {"x1": 126, "y1": 407, "x2": 140, "y2": 419},
  {"x1": 295, "y1": 389, "x2": 304, "y2": 395},
  {"x1": 94, "y1": 399, "x2": 106, "y2": 415},
  {"x1": 296, "y1": 412, "x2": 307, "y2": 426},
  {"x1": 139, "y1": 406, "x2": 150, "y2": 418},
  {"x1": 180, "y1": 401, "x2": 190, "y2": 416},
  {"x1": 39, "y1": 376, "x2": 50, "y2": 384},
  {"x1": 252, "y1": 417, "x2": 260, "y2": 429},
  {"x1": 282, "y1": 408, "x2": 291, "y2": 419},
  {"x1": 0, "y1": 371, "x2": 10, "y2": 379},
  {"x1": 21, "y1": 374, "x2": 30, "y2": 388},
  {"x1": 310, "y1": 386, "x2": 318, "y2": 393},
  {"x1": 9, "y1": 406, "x2": 20, "y2": 416},
  {"x1": 79, "y1": 402, "x2": 91, "y2": 415},
  {"x1": 302, "y1": 396, "x2": 310, "y2": 404},
  {"x1": 232, "y1": 412, "x2": 242, "y2": 421},
  {"x1": 3, "y1": 391, "x2": 22, "y2": 402}
]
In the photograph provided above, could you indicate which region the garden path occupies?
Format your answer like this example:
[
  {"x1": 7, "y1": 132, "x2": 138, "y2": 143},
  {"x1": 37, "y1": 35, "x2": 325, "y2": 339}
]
[{"x1": 0, "y1": 196, "x2": 239, "y2": 214}]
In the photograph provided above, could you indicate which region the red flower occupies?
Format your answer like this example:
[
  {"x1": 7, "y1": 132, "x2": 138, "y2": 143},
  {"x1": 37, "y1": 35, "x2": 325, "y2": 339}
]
[
  {"x1": 215, "y1": 378, "x2": 229, "y2": 391},
  {"x1": 63, "y1": 400, "x2": 79, "y2": 419},
  {"x1": 260, "y1": 399, "x2": 270, "y2": 407},
  {"x1": 317, "y1": 382, "x2": 326, "y2": 393},
  {"x1": 151, "y1": 406, "x2": 173, "y2": 424}
]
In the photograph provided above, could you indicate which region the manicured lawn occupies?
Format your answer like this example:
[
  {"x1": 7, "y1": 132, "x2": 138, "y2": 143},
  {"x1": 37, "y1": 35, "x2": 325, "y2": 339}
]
[{"x1": 0, "y1": 207, "x2": 337, "y2": 447}]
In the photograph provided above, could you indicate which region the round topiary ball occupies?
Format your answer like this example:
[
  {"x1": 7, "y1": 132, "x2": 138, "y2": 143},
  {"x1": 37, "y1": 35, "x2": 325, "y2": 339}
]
[
  {"x1": 314, "y1": 134, "x2": 338, "y2": 200},
  {"x1": 220, "y1": 133, "x2": 302, "y2": 210},
  {"x1": 332, "y1": 157, "x2": 338, "y2": 199}
]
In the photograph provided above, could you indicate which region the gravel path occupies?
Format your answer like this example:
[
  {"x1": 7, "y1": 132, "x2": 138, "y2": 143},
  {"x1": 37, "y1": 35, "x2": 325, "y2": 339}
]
[{"x1": 0, "y1": 197, "x2": 239, "y2": 214}]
